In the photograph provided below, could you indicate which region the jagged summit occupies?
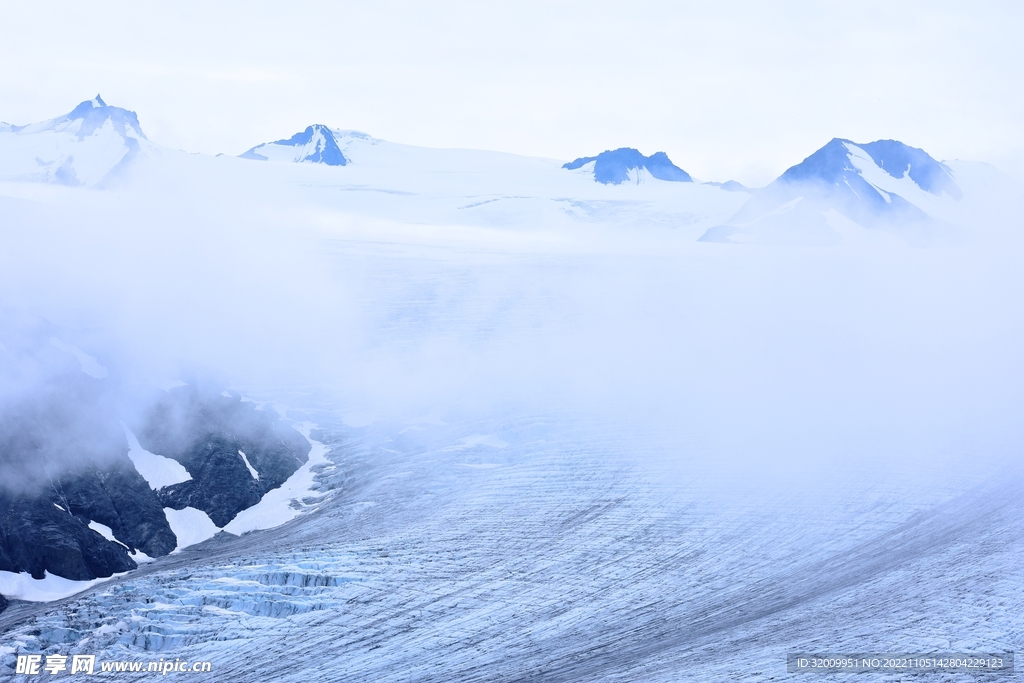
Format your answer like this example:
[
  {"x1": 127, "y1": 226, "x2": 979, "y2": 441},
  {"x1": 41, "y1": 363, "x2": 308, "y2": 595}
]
[
  {"x1": 241, "y1": 124, "x2": 349, "y2": 166},
  {"x1": 0, "y1": 96, "x2": 149, "y2": 186},
  {"x1": 564, "y1": 148, "x2": 692, "y2": 185},
  {"x1": 13, "y1": 95, "x2": 147, "y2": 141}
]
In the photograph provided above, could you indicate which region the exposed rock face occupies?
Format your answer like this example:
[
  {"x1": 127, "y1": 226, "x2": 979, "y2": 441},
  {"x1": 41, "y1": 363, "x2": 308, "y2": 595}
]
[
  {"x1": 137, "y1": 387, "x2": 311, "y2": 528},
  {"x1": 0, "y1": 344, "x2": 176, "y2": 585},
  {"x1": 0, "y1": 383, "x2": 312, "y2": 596},
  {"x1": 0, "y1": 317, "x2": 313, "y2": 604},
  {"x1": 0, "y1": 491, "x2": 137, "y2": 581},
  {"x1": 0, "y1": 445, "x2": 176, "y2": 582},
  {"x1": 58, "y1": 458, "x2": 178, "y2": 557}
]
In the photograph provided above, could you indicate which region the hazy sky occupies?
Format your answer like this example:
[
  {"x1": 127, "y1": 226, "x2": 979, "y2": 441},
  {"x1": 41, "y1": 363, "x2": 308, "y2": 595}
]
[{"x1": 1, "y1": 1, "x2": 1021, "y2": 186}]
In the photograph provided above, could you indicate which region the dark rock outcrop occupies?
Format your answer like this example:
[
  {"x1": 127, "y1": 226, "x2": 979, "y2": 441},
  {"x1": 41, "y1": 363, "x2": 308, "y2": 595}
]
[
  {"x1": 137, "y1": 387, "x2": 311, "y2": 527},
  {"x1": 0, "y1": 317, "x2": 313, "y2": 590},
  {"x1": 0, "y1": 451, "x2": 176, "y2": 582},
  {"x1": 0, "y1": 345, "x2": 177, "y2": 582},
  {"x1": 0, "y1": 491, "x2": 137, "y2": 581},
  {"x1": 0, "y1": 438, "x2": 175, "y2": 583},
  {"x1": 58, "y1": 458, "x2": 177, "y2": 557}
]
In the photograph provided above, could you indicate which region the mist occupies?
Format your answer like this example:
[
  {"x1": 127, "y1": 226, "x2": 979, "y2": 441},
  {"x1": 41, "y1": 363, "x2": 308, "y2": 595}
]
[{"x1": 2, "y1": 154, "x2": 1022, "y2": 507}]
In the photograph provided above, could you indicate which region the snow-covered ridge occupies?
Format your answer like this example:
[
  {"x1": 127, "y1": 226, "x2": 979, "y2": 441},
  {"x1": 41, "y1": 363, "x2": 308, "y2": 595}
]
[
  {"x1": 0, "y1": 97, "x2": 1014, "y2": 247},
  {"x1": 563, "y1": 148, "x2": 692, "y2": 184},
  {"x1": 0, "y1": 95, "x2": 150, "y2": 186}
]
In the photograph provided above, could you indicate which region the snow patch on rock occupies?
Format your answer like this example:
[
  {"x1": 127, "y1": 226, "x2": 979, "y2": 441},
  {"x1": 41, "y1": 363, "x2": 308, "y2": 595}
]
[
  {"x1": 164, "y1": 507, "x2": 221, "y2": 552},
  {"x1": 123, "y1": 425, "x2": 192, "y2": 490},
  {"x1": 238, "y1": 450, "x2": 260, "y2": 480},
  {"x1": 222, "y1": 425, "x2": 330, "y2": 536},
  {"x1": 0, "y1": 570, "x2": 125, "y2": 602}
]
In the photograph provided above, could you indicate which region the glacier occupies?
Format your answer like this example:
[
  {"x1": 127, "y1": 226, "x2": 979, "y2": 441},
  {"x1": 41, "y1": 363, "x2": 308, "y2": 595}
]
[{"x1": 1, "y1": 98, "x2": 1023, "y2": 680}]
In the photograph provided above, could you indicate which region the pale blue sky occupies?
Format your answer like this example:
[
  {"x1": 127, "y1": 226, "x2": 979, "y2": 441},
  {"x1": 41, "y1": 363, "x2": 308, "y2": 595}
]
[{"x1": 1, "y1": 0, "x2": 1021, "y2": 185}]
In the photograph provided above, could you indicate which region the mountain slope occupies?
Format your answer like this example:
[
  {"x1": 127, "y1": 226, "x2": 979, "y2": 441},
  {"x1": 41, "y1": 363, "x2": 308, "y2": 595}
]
[{"x1": 0, "y1": 96, "x2": 151, "y2": 186}]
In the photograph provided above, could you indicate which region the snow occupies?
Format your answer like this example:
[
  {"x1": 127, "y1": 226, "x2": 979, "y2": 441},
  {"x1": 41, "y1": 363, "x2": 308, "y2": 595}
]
[
  {"x1": 221, "y1": 426, "x2": 330, "y2": 536},
  {"x1": 0, "y1": 119, "x2": 139, "y2": 186},
  {"x1": 86, "y1": 521, "x2": 155, "y2": 563},
  {"x1": 0, "y1": 571, "x2": 124, "y2": 602},
  {"x1": 844, "y1": 141, "x2": 947, "y2": 214},
  {"x1": 123, "y1": 425, "x2": 192, "y2": 489},
  {"x1": 88, "y1": 521, "x2": 126, "y2": 548},
  {"x1": 164, "y1": 507, "x2": 221, "y2": 551},
  {"x1": 242, "y1": 125, "x2": 347, "y2": 166},
  {"x1": 238, "y1": 450, "x2": 260, "y2": 480},
  {"x1": 129, "y1": 550, "x2": 155, "y2": 564}
]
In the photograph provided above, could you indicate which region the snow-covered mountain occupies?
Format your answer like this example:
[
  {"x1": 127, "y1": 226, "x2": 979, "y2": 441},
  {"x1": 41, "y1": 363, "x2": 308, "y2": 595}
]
[
  {"x1": 563, "y1": 148, "x2": 692, "y2": 184},
  {"x1": 1, "y1": 98, "x2": 1018, "y2": 247},
  {"x1": 699, "y1": 138, "x2": 966, "y2": 244},
  {"x1": 240, "y1": 124, "x2": 350, "y2": 166},
  {"x1": 0, "y1": 96, "x2": 152, "y2": 187}
]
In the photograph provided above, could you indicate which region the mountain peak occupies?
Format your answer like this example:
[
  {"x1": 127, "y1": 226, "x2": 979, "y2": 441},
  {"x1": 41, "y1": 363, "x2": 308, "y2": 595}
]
[
  {"x1": 700, "y1": 137, "x2": 963, "y2": 245},
  {"x1": 56, "y1": 96, "x2": 147, "y2": 141},
  {"x1": 241, "y1": 124, "x2": 348, "y2": 166},
  {"x1": 564, "y1": 148, "x2": 692, "y2": 184},
  {"x1": 780, "y1": 138, "x2": 959, "y2": 199},
  {"x1": 0, "y1": 97, "x2": 148, "y2": 186}
]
